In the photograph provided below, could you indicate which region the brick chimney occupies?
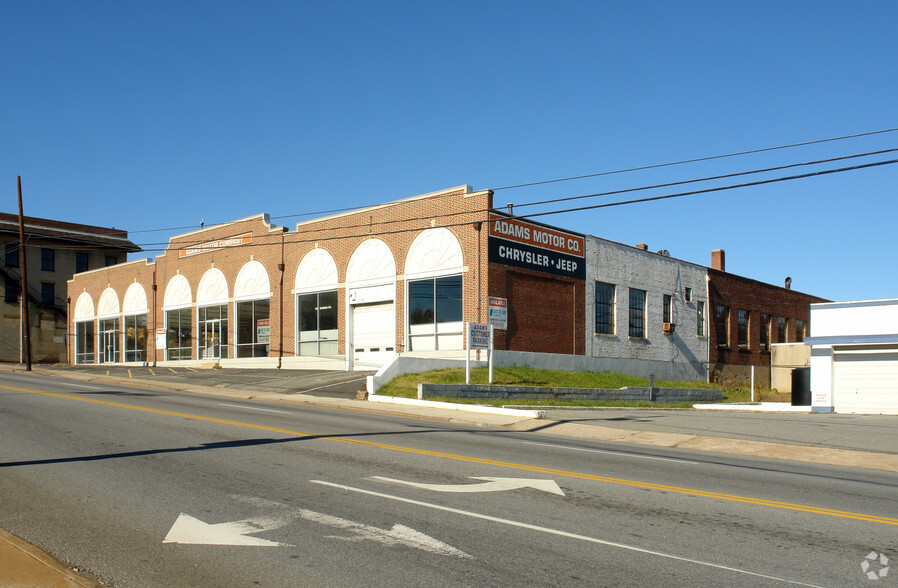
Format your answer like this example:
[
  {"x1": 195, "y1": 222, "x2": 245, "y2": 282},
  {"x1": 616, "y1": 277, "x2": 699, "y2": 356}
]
[
  {"x1": 636, "y1": 243, "x2": 648, "y2": 251},
  {"x1": 712, "y1": 249, "x2": 725, "y2": 271}
]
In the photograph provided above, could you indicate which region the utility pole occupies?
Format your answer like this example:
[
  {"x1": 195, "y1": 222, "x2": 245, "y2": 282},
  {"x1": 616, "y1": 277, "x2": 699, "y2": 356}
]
[{"x1": 17, "y1": 176, "x2": 32, "y2": 371}]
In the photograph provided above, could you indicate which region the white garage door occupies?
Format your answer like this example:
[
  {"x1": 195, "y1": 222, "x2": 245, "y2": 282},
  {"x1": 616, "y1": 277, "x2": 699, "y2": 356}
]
[
  {"x1": 832, "y1": 347, "x2": 898, "y2": 414},
  {"x1": 351, "y1": 301, "x2": 395, "y2": 368}
]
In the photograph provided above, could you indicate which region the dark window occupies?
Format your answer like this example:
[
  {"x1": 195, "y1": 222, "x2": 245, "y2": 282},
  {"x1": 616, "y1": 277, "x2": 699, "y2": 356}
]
[
  {"x1": 777, "y1": 317, "x2": 787, "y2": 343},
  {"x1": 595, "y1": 282, "x2": 615, "y2": 335},
  {"x1": 75, "y1": 320, "x2": 95, "y2": 364},
  {"x1": 5, "y1": 243, "x2": 19, "y2": 267},
  {"x1": 76, "y1": 252, "x2": 89, "y2": 273},
  {"x1": 715, "y1": 305, "x2": 729, "y2": 348},
  {"x1": 737, "y1": 309, "x2": 750, "y2": 349},
  {"x1": 41, "y1": 282, "x2": 55, "y2": 305},
  {"x1": 760, "y1": 314, "x2": 771, "y2": 350},
  {"x1": 697, "y1": 301, "x2": 705, "y2": 336},
  {"x1": 628, "y1": 288, "x2": 646, "y2": 338},
  {"x1": 5, "y1": 278, "x2": 21, "y2": 303},
  {"x1": 41, "y1": 248, "x2": 54, "y2": 271},
  {"x1": 684, "y1": 287, "x2": 692, "y2": 303},
  {"x1": 663, "y1": 294, "x2": 672, "y2": 324},
  {"x1": 795, "y1": 320, "x2": 805, "y2": 343},
  {"x1": 105, "y1": 255, "x2": 117, "y2": 267}
]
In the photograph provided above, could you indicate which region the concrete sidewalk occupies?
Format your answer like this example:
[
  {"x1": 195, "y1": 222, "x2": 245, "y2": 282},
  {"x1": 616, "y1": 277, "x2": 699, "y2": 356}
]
[{"x1": 1, "y1": 362, "x2": 896, "y2": 587}]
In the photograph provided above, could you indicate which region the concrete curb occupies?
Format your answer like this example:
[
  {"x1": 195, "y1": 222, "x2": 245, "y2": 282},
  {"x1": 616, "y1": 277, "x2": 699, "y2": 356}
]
[{"x1": 0, "y1": 528, "x2": 101, "y2": 587}]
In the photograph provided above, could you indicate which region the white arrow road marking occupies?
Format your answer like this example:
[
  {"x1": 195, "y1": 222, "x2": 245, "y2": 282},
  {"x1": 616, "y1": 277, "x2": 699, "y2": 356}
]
[
  {"x1": 369, "y1": 476, "x2": 565, "y2": 496},
  {"x1": 164, "y1": 506, "x2": 468, "y2": 557},
  {"x1": 296, "y1": 509, "x2": 470, "y2": 558},
  {"x1": 164, "y1": 513, "x2": 291, "y2": 546},
  {"x1": 311, "y1": 480, "x2": 823, "y2": 587}
]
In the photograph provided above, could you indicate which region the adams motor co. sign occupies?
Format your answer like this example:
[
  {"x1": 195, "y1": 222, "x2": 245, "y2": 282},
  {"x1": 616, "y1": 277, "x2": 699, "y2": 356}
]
[{"x1": 488, "y1": 213, "x2": 585, "y2": 279}]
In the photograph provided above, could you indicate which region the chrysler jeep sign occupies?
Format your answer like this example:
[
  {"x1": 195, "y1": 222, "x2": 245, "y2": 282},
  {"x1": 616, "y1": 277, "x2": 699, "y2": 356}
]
[{"x1": 488, "y1": 213, "x2": 585, "y2": 279}]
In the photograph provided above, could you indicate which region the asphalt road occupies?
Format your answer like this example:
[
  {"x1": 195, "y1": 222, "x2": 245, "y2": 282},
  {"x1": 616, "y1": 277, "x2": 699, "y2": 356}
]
[{"x1": 1, "y1": 371, "x2": 896, "y2": 587}]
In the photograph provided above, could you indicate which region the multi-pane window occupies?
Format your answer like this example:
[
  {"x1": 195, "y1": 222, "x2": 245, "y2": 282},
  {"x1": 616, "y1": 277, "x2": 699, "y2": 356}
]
[
  {"x1": 76, "y1": 252, "x2": 89, "y2": 273},
  {"x1": 166, "y1": 307, "x2": 192, "y2": 360},
  {"x1": 41, "y1": 282, "x2": 55, "y2": 306},
  {"x1": 41, "y1": 248, "x2": 54, "y2": 271},
  {"x1": 777, "y1": 317, "x2": 787, "y2": 343},
  {"x1": 737, "y1": 309, "x2": 750, "y2": 349},
  {"x1": 662, "y1": 294, "x2": 672, "y2": 324},
  {"x1": 595, "y1": 282, "x2": 615, "y2": 335},
  {"x1": 236, "y1": 298, "x2": 270, "y2": 358},
  {"x1": 795, "y1": 320, "x2": 806, "y2": 342},
  {"x1": 696, "y1": 301, "x2": 705, "y2": 336},
  {"x1": 75, "y1": 320, "x2": 95, "y2": 364},
  {"x1": 760, "y1": 314, "x2": 771, "y2": 350},
  {"x1": 5, "y1": 243, "x2": 18, "y2": 267},
  {"x1": 298, "y1": 290, "x2": 338, "y2": 355},
  {"x1": 628, "y1": 288, "x2": 646, "y2": 338},
  {"x1": 715, "y1": 305, "x2": 730, "y2": 348},
  {"x1": 408, "y1": 275, "x2": 463, "y2": 351},
  {"x1": 125, "y1": 314, "x2": 147, "y2": 363}
]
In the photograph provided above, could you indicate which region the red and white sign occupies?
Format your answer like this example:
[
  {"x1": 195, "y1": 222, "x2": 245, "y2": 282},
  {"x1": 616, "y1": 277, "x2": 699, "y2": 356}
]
[
  {"x1": 155, "y1": 328, "x2": 167, "y2": 350},
  {"x1": 488, "y1": 296, "x2": 508, "y2": 330},
  {"x1": 488, "y1": 213, "x2": 584, "y2": 257}
]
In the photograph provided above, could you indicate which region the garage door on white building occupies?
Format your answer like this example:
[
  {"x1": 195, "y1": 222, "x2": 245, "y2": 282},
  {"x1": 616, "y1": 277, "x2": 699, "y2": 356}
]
[
  {"x1": 832, "y1": 346, "x2": 898, "y2": 414},
  {"x1": 351, "y1": 301, "x2": 396, "y2": 368}
]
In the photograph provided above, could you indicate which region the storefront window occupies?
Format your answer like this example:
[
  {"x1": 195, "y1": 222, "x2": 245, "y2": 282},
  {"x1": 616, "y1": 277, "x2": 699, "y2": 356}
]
[
  {"x1": 125, "y1": 314, "x2": 147, "y2": 362},
  {"x1": 236, "y1": 298, "x2": 270, "y2": 358},
  {"x1": 298, "y1": 290, "x2": 338, "y2": 356},
  {"x1": 75, "y1": 320, "x2": 95, "y2": 364},
  {"x1": 166, "y1": 307, "x2": 192, "y2": 360},
  {"x1": 408, "y1": 275, "x2": 463, "y2": 351},
  {"x1": 99, "y1": 317, "x2": 120, "y2": 363}
]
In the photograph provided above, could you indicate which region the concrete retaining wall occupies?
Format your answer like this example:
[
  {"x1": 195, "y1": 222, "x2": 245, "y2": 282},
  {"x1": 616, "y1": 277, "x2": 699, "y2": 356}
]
[{"x1": 417, "y1": 383, "x2": 723, "y2": 403}]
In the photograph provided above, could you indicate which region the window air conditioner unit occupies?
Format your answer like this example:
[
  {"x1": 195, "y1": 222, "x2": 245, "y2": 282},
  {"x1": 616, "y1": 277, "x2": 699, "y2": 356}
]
[{"x1": 663, "y1": 322, "x2": 675, "y2": 334}]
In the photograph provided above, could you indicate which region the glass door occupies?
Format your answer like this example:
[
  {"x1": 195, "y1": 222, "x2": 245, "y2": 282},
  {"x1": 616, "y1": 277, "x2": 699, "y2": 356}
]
[
  {"x1": 203, "y1": 319, "x2": 221, "y2": 359},
  {"x1": 101, "y1": 329, "x2": 118, "y2": 363}
]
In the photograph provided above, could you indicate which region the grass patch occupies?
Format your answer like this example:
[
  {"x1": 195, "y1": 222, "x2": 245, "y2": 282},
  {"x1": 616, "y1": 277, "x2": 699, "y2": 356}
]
[{"x1": 375, "y1": 365, "x2": 720, "y2": 408}]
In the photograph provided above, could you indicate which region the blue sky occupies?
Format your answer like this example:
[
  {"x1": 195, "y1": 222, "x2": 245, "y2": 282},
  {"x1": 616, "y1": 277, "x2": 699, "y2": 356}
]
[{"x1": 3, "y1": 1, "x2": 896, "y2": 302}]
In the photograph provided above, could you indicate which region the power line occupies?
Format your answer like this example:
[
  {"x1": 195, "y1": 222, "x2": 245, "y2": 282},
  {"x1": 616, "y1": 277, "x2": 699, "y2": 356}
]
[
  {"x1": 491, "y1": 127, "x2": 898, "y2": 191},
  {"x1": 118, "y1": 157, "x2": 897, "y2": 255},
  {"x1": 513, "y1": 148, "x2": 898, "y2": 210},
  {"x1": 121, "y1": 127, "x2": 898, "y2": 236}
]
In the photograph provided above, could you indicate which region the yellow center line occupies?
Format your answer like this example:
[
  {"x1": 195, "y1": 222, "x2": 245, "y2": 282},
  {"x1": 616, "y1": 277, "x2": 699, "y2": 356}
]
[{"x1": 4, "y1": 383, "x2": 896, "y2": 527}]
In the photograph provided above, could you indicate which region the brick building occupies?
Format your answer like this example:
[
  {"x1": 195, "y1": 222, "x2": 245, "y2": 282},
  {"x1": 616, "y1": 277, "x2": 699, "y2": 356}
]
[
  {"x1": 707, "y1": 249, "x2": 828, "y2": 385},
  {"x1": 68, "y1": 186, "x2": 588, "y2": 369},
  {"x1": 66, "y1": 186, "x2": 827, "y2": 387},
  {"x1": 1, "y1": 213, "x2": 139, "y2": 363}
]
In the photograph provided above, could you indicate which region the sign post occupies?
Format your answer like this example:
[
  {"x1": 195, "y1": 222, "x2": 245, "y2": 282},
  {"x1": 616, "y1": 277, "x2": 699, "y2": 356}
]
[{"x1": 467, "y1": 322, "x2": 493, "y2": 384}]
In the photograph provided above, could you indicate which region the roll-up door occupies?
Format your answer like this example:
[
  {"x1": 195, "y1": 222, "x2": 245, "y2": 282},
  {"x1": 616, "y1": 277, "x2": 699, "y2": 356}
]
[
  {"x1": 832, "y1": 347, "x2": 898, "y2": 414},
  {"x1": 351, "y1": 302, "x2": 395, "y2": 368}
]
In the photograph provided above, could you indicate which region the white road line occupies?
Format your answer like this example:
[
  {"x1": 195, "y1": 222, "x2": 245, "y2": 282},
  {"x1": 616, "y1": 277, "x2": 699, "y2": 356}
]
[
  {"x1": 57, "y1": 382, "x2": 104, "y2": 390},
  {"x1": 217, "y1": 403, "x2": 291, "y2": 414},
  {"x1": 521, "y1": 440, "x2": 700, "y2": 464},
  {"x1": 310, "y1": 480, "x2": 822, "y2": 587}
]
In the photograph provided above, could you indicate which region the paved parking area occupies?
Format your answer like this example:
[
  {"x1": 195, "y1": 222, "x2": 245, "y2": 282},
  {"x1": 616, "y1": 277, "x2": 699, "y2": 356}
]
[{"x1": 23, "y1": 364, "x2": 373, "y2": 398}]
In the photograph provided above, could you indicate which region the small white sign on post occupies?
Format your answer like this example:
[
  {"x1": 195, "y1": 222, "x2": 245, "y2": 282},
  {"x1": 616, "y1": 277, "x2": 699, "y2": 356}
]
[
  {"x1": 155, "y1": 328, "x2": 166, "y2": 350},
  {"x1": 466, "y1": 322, "x2": 494, "y2": 384},
  {"x1": 488, "y1": 296, "x2": 508, "y2": 330}
]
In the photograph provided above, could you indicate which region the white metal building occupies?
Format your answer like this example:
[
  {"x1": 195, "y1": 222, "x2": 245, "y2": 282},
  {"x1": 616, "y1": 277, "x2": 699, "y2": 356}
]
[{"x1": 805, "y1": 299, "x2": 898, "y2": 414}]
